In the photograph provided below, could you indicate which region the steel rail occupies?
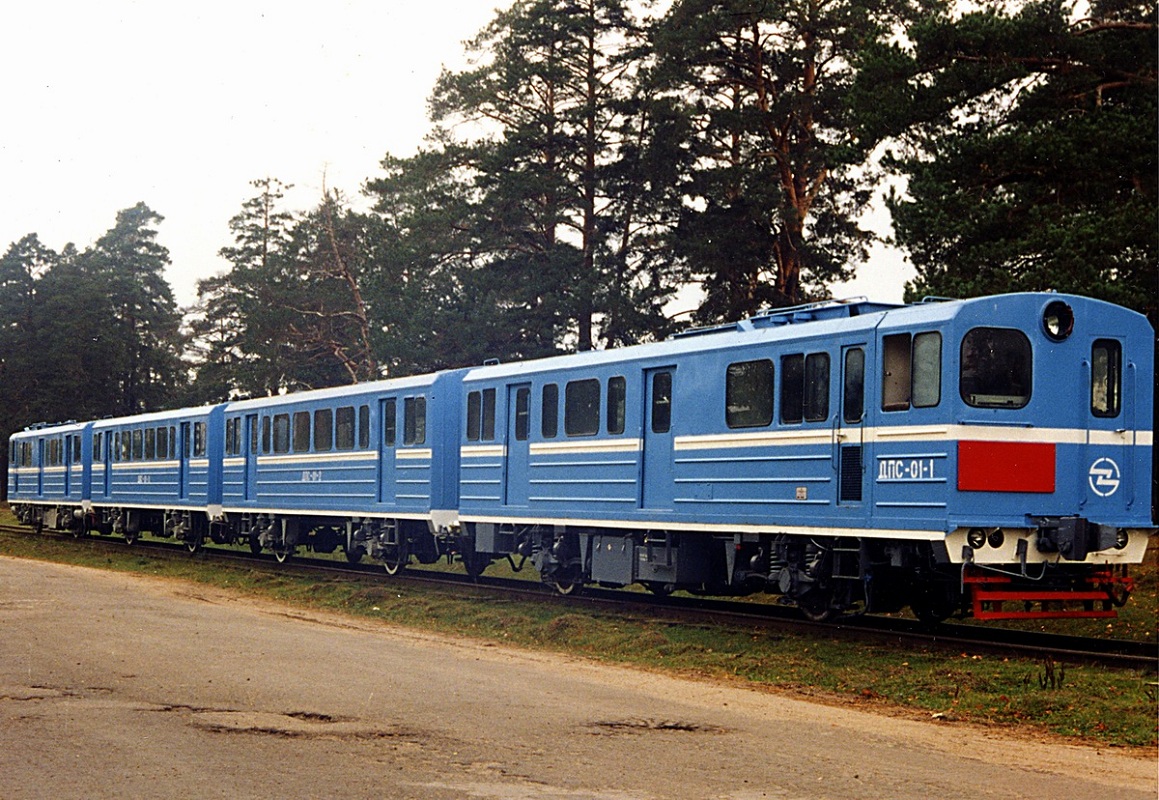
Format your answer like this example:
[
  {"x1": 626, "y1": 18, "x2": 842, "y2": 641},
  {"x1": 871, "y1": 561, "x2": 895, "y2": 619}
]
[{"x1": 2, "y1": 523, "x2": 1154, "y2": 670}]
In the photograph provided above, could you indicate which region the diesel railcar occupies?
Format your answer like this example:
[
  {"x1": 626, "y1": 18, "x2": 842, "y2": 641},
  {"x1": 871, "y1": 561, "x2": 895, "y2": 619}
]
[{"x1": 8, "y1": 293, "x2": 1155, "y2": 622}]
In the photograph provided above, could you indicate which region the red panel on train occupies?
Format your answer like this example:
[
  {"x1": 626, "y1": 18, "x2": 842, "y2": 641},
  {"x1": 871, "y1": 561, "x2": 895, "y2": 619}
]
[{"x1": 957, "y1": 440, "x2": 1055, "y2": 493}]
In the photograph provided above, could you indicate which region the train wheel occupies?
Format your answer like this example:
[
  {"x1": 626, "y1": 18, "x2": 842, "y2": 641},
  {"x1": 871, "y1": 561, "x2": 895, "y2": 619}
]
[
  {"x1": 248, "y1": 532, "x2": 263, "y2": 555},
  {"x1": 185, "y1": 535, "x2": 203, "y2": 554},
  {"x1": 124, "y1": 529, "x2": 139, "y2": 546},
  {"x1": 273, "y1": 544, "x2": 293, "y2": 564},
  {"x1": 797, "y1": 589, "x2": 834, "y2": 622},
  {"x1": 382, "y1": 544, "x2": 409, "y2": 576},
  {"x1": 461, "y1": 549, "x2": 490, "y2": 579},
  {"x1": 551, "y1": 565, "x2": 584, "y2": 596},
  {"x1": 344, "y1": 546, "x2": 365, "y2": 565}
]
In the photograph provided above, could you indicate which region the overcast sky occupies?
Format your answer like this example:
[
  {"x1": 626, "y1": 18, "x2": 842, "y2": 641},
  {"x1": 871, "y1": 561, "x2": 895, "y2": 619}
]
[{"x1": 1, "y1": 1, "x2": 911, "y2": 311}]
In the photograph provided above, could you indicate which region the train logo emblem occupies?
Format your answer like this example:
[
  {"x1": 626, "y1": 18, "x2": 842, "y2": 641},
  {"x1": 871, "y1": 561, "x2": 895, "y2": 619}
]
[{"x1": 1088, "y1": 458, "x2": 1121, "y2": 497}]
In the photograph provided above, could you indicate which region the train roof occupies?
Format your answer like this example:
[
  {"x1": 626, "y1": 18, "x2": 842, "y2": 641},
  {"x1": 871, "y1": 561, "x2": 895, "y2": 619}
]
[
  {"x1": 461, "y1": 292, "x2": 1151, "y2": 384},
  {"x1": 222, "y1": 370, "x2": 452, "y2": 414}
]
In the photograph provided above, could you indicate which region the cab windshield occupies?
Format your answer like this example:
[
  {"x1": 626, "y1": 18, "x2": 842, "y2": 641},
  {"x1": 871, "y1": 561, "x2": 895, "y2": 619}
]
[{"x1": 959, "y1": 328, "x2": 1032, "y2": 408}]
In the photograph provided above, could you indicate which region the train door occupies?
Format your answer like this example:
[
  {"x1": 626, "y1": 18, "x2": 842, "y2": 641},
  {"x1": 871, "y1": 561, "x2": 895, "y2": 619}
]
[
  {"x1": 102, "y1": 433, "x2": 112, "y2": 498},
  {"x1": 838, "y1": 345, "x2": 867, "y2": 510},
  {"x1": 1086, "y1": 337, "x2": 1131, "y2": 508},
  {"x1": 37, "y1": 437, "x2": 44, "y2": 497},
  {"x1": 504, "y1": 384, "x2": 531, "y2": 506},
  {"x1": 244, "y1": 414, "x2": 259, "y2": 501},
  {"x1": 179, "y1": 422, "x2": 191, "y2": 500},
  {"x1": 64, "y1": 435, "x2": 73, "y2": 496},
  {"x1": 641, "y1": 367, "x2": 675, "y2": 510},
  {"x1": 378, "y1": 398, "x2": 397, "y2": 505}
]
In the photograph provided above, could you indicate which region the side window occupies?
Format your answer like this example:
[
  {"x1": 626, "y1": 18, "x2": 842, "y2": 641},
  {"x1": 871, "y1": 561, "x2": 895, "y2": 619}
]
[
  {"x1": 93, "y1": 432, "x2": 103, "y2": 461},
  {"x1": 960, "y1": 328, "x2": 1032, "y2": 408},
  {"x1": 1091, "y1": 339, "x2": 1121, "y2": 418},
  {"x1": 336, "y1": 407, "x2": 355, "y2": 450},
  {"x1": 780, "y1": 355, "x2": 804, "y2": 424},
  {"x1": 726, "y1": 359, "x2": 774, "y2": 428},
  {"x1": 541, "y1": 384, "x2": 559, "y2": 439},
  {"x1": 225, "y1": 419, "x2": 238, "y2": 456},
  {"x1": 73, "y1": 435, "x2": 83, "y2": 464},
  {"x1": 912, "y1": 333, "x2": 942, "y2": 408},
  {"x1": 359, "y1": 405, "x2": 370, "y2": 449},
  {"x1": 467, "y1": 389, "x2": 497, "y2": 442},
  {"x1": 607, "y1": 377, "x2": 626, "y2": 435},
  {"x1": 145, "y1": 428, "x2": 156, "y2": 460},
  {"x1": 882, "y1": 332, "x2": 941, "y2": 411},
  {"x1": 404, "y1": 396, "x2": 427, "y2": 445},
  {"x1": 132, "y1": 429, "x2": 144, "y2": 461},
  {"x1": 194, "y1": 422, "x2": 207, "y2": 458},
  {"x1": 273, "y1": 414, "x2": 290, "y2": 454},
  {"x1": 843, "y1": 348, "x2": 865, "y2": 423},
  {"x1": 314, "y1": 409, "x2": 333, "y2": 452},
  {"x1": 651, "y1": 371, "x2": 672, "y2": 434},
  {"x1": 515, "y1": 387, "x2": 531, "y2": 441},
  {"x1": 293, "y1": 411, "x2": 311, "y2": 452},
  {"x1": 261, "y1": 417, "x2": 271, "y2": 454},
  {"x1": 804, "y1": 353, "x2": 830, "y2": 422},
  {"x1": 565, "y1": 379, "x2": 601, "y2": 437},
  {"x1": 382, "y1": 399, "x2": 397, "y2": 447}
]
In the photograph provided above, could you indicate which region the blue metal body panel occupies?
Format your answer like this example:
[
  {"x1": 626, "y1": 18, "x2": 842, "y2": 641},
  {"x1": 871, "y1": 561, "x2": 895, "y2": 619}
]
[
  {"x1": 90, "y1": 405, "x2": 226, "y2": 511},
  {"x1": 7, "y1": 421, "x2": 91, "y2": 506},
  {"x1": 458, "y1": 294, "x2": 1154, "y2": 543},
  {"x1": 220, "y1": 370, "x2": 466, "y2": 522}
]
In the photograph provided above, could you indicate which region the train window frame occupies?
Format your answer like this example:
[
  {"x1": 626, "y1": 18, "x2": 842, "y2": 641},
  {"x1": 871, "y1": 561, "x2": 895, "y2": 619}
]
[
  {"x1": 132, "y1": 429, "x2": 144, "y2": 461},
  {"x1": 73, "y1": 435, "x2": 83, "y2": 465},
  {"x1": 145, "y1": 428, "x2": 156, "y2": 460},
  {"x1": 651, "y1": 371, "x2": 672, "y2": 434},
  {"x1": 404, "y1": 396, "x2": 427, "y2": 446},
  {"x1": 382, "y1": 399, "x2": 397, "y2": 447},
  {"x1": 726, "y1": 359, "x2": 774, "y2": 429},
  {"x1": 515, "y1": 387, "x2": 531, "y2": 441},
  {"x1": 779, "y1": 352, "x2": 829, "y2": 424},
  {"x1": 314, "y1": 409, "x2": 333, "y2": 452},
  {"x1": 565, "y1": 378, "x2": 601, "y2": 437},
  {"x1": 292, "y1": 411, "x2": 311, "y2": 453},
  {"x1": 273, "y1": 414, "x2": 291, "y2": 454},
  {"x1": 959, "y1": 327, "x2": 1032, "y2": 409},
  {"x1": 607, "y1": 376, "x2": 626, "y2": 435},
  {"x1": 541, "y1": 384, "x2": 559, "y2": 439},
  {"x1": 804, "y1": 353, "x2": 830, "y2": 422},
  {"x1": 843, "y1": 348, "x2": 866, "y2": 423},
  {"x1": 93, "y1": 432, "x2": 103, "y2": 461},
  {"x1": 882, "y1": 332, "x2": 941, "y2": 411},
  {"x1": 466, "y1": 389, "x2": 498, "y2": 442},
  {"x1": 194, "y1": 422, "x2": 207, "y2": 458},
  {"x1": 261, "y1": 416, "x2": 271, "y2": 454},
  {"x1": 358, "y1": 405, "x2": 370, "y2": 449},
  {"x1": 225, "y1": 418, "x2": 239, "y2": 456},
  {"x1": 336, "y1": 406, "x2": 356, "y2": 451},
  {"x1": 1091, "y1": 339, "x2": 1121, "y2": 418}
]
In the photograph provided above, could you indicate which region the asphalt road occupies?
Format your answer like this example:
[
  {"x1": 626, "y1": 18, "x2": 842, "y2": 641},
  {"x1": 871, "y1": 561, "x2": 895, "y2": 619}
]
[{"x1": 0, "y1": 556, "x2": 1153, "y2": 800}]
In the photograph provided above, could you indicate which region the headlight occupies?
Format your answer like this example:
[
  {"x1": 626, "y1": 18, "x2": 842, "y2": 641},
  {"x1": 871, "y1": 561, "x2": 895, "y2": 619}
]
[
  {"x1": 987, "y1": 528, "x2": 1005, "y2": 549},
  {"x1": 1042, "y1": 301, "x2": 1074, "y2": 341},
  {"x1": 967, "y1": 528, "x2": 986, "y2": 549}
]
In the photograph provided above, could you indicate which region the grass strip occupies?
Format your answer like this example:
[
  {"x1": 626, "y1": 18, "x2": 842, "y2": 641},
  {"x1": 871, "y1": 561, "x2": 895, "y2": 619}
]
[{"x1": 0, "y1": 508, "x2": 1154, "y2": 748}]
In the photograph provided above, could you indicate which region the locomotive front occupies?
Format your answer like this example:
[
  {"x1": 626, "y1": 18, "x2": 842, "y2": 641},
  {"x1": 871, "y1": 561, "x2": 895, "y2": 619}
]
[{"x1": 936, "y1": 294, "x2": 1154, "y2": 619}]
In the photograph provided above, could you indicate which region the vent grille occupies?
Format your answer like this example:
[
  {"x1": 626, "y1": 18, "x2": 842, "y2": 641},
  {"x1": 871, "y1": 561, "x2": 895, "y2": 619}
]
[{"x1": 840, "y1": 445, "x2": 863, "y2": 502}]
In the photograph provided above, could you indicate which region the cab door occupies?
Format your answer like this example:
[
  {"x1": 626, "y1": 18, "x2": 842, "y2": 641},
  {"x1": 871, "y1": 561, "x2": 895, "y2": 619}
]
[
  {"x1": 504, "y1": 384, "x2": 531, "y2": 506},
  {"x1": 838, "y1": 345, "x2": 867, "y2": 508},
  {"x1": 641, "y1": 368, "x2": 675, "y2": 510},
  {"x1": 1085, "y1": 337, "x2": 1131, "y2": 509},
  {"x1": 378, "y1": 398, "x2": 397, "y2": 505}
]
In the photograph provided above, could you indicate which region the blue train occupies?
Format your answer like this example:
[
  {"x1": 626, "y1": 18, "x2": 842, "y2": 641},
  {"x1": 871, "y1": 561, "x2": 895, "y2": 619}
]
[{"x1": 8, "y1": 293, "x2": 1155, "y2": 621}]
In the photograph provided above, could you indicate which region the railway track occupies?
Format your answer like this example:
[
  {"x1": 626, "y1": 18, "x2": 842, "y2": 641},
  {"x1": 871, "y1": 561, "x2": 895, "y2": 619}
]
[{"x1": 2, "y1": 522, "x2": 1155, "y2": 671}]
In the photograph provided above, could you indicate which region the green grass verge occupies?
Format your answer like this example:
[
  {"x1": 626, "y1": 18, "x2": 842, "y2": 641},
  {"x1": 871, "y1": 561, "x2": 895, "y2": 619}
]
[{"x1": 1, "y1": 505, "x2": 1155, "y2": 748}]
